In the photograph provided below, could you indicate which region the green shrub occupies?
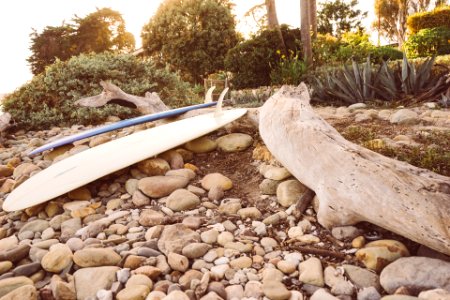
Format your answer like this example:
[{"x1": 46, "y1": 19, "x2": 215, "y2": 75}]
[
  {"x1": 3, "y1": 52, "x2": 195, "y2": 130},
  {"x1": 225, "y1": 25, "x2": 302, "y2": 89},
  {"x1": 270, "y1": 52, "x2": 307, "y2": 86},
  {"x1": 370, "y1": 46, "x2": 403, "y2": 63},
  {"x1": 404, "y1": 27, "x2": 450, "y2": 58},
  {"x1": 312, "y1": 33, "x2": 343, "y2": 66},
  {"x1": 407, "y1": 5, "x2": 450, "y2": 34}
]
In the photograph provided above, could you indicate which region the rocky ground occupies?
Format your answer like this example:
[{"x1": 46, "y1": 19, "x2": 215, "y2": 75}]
[{"x1": 0, "y1": 103, "x2": 449, "y2": 300}]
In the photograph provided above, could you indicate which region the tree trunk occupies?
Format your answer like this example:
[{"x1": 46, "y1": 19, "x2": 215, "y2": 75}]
[
  {"x1": 309, "y1": 0, "x2": 317, "y2": 39},
  {"x1": 301, "y1": 0, "x2": 313, "y2": 65},
  {"x1": 75, "y1": 81, "x2": 169, "y2": 115},
  {"x1": 259, "y1": 84, "x2": 450, "y2": 256},
  {"x1": 265, "y1": 0, "x2": 287, "y2": 55}
]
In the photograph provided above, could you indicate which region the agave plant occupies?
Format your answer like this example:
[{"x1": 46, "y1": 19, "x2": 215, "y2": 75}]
[{"x1": 313, "y1": 57, "x2": 395, "y2": 104}]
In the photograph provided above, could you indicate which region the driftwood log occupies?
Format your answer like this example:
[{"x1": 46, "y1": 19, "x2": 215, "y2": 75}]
[
  {"x1": 0, "y1": 113, "x2": 11, "y2": 132},
  {"x1": 75, "y1": 81, "x2": 168, "y2": 114},
  {"x1": 259, "y1": 84, "x2": 450, "y2": 255}
]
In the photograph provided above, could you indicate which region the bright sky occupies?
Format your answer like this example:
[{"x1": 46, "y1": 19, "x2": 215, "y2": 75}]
[{"x1": 0, "y1": 0, "x2": 374, "y2": 95}]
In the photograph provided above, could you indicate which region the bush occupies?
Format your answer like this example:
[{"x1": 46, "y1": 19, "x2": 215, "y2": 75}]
[
  {"x1": 404, "y1": 27, "x2": 450, "y2": 58},
  {"x1": 3, "y1": 52, "x2": 195, "y2": 130},
  {"x1": 312, "y1": 32, "x2": 402, "y2": 65},
  {"x1": 225, "y1": 25, "x2": 302, "y2": 89},
  {"x1": 270, "y1": 52, "x2": 307, "y2": 86},
  {"x1": 407, "y1": 5, "x2": 450, "y2": 34}
]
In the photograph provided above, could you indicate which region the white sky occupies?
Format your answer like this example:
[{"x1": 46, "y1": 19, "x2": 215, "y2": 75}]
[{"x1": 0, "y1": 0, "x2": 374, "y2": 94}]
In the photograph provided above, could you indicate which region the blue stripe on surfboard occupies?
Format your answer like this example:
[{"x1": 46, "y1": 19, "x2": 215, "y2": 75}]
[{"x1": 29, "y1": 102, "x2": 217, "y2": 156}]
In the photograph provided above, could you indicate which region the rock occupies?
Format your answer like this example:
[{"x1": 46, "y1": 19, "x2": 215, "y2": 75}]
[
  {"x1": 0, "y1": 166, "x2": 13, "y2": 177},
  {"x1": 0, "y1": 277, "x2": 34, "y2": 298},
  {"x1": 12, "y1": 163, "x2": 39, "y2": 179},
  {"x1": 277, "y1": 260, "x2": 297, "y2": 274},
  {"x1": 116, "y1": 285, "x2": 150, "y2": 300},
  {"x1": 310, "y1": 288, "x2": 340, "y2": 300},
  {"x1": 262, "y1": 280, "x2": 291, "y2": 300},
  {"x1": 181, "y1": 216, "x2": 202, "y2": 230},
  {"x1": 208, "y1": 186, "x2": 224, "y2": 201},
  {"x1": 216, "y1": 133, "x2": 253, "y2": 152},
  {"x1": 296, "y1": 234, "x2": 320, "y2": 244},
  {"x1": 182, "y1": 243, "x2": 211, "y2": 259},
  {"x1": 133, "y1": 266, "x2": 162, "y2": 280},
  {"x1": 167, "y1": 252, "x2": 189, "y2": 272},
  {"x1": 184, "y1": 136, "x2": 217, "y2": 153},
  {"x1": 259, "y1": 178, "x2": 280, "y2": 195},
  {"x1": 158, "y1": 150, "x2": 184, "y2": 169},
  {"x1": 356, "y1": 240, "x2": 410, "y2": 272},
  {"x1": 201, "y1": 229, "x2": 219, "y2": 244},
  {"x1": 225, "y1": 285, "x2": 244, "y2": 299},
  {"x1": 199, "y1": 291, "x2": 223, "y2": 300},
  {"x1": 218, "y1": 198, "x2": 242, "y2": 215},
  {"x1": 0, "y1": 262, "x2": 12, "y2": 276},
  {"x1": 276, "y1": 179, "x2": 308, "y2": 207},
  {"x1": 244, "y1": 281, "x2": 263, "y2": 298},
  {"x1": 230, "y1": 256, "x2": 252, "y2": 269},
  {"x1": 261, "y1": 166, "x2": 291, "y2": 181},
  {"x1": 165, "y1": 169, "x2": 196, "y2": 180},
  {"x1": 126, "y1": 274, "x2": 153, "y2": 289},
  {"x1": 352, "y1": 236, "x2": 366, "y2": 248},
  {"x1": 163, "y1": 290, "x2": 190, "y2": 300},
  {"x1": 262, "y1": 268, "x2": 284, "y2": 283},
  {"x1": 178, "y1": 269, "x2": 202, "y2": 289},
  {"x1": 139, "y1": 209, "x2": 165, "y2": 227},
  {"x1": 237, "y1": 207, "x2": 262, "y2": 219},
  {"x1": 0, "y1": 244, "x2": 30, "y2": 263},
  {"x1": 74, "y1": 266, "x2": 119, "y2": 300},
  {"x1": 125, "y1": 178, "x2": 139, "y2": 195},
  {"x1": 0, "y1": 236, "x2": 18, "y2": 252},
  {"x1": 147, "y1": 291, "x2": 167, "y2": 300},
  {"x1": 331, "y1": 226, "x2": 361, "y2": 240},
  {"x1": 343, "y1": 265, "x2": 381, "y2": 291},
  {"x1": 73, "y1": 248, "x2": 121, "y2": 267},
  {"x1": 137, "y1": 247, "x2": 162, "y2": 258},
  {"x1": 0, "y1": 284, "x2": 37, "y2": 300},
  {"x1": 132, "y1": 190, "x2": 151, "y2": 207},
  {"x1": 380, "y1": 257, "x2": 450, "y2": 294},
  {"x1": 418, "y1": 288, "x2": 450, "y2": 300},
  {"x1": 157, "y1": 224, "x2": 201, "y2": 255},
  {"x1": 60, "y1": 218, "x2": 82, "y2": 242},
  {"x1": 166, "y1": 189, "x2": 200, "y2": 212},
  {"x1": 67, "y1": 186, "x2": 91, "y2": 200},
  {"x1": 201, "y1": 173, "x2": 233, "y2": 191},
  {"x1": 288, "y1": 226, "x2": 304, "y2": 239},
  {"x1": 380, "y1": 296, "x2": 419, "y2": 300},
  {"x1": 389, "y1": 109, "x2": 419, "y2": 125},
  {"x1": 137, "y1": 158, "x2": 170, "y2": 176},
  {"x1": 138, "y1": 175, "x2": 189, "y2": 198},
  {"x1": 207, "y1": 282, "x2": 226, "y2": 299},
  {"x1": 210, "y1": 265, "x2": 230, "y2": 280},
  {"x1": 19, "y1": 219, "x2": 49, "y2": 234},
  {"x1": 11, "y1": 262, "x2": 41, "y2": 277},
  {"x1": 357, "y1": 287, "x2": 381, "y2": 300},
  {"x1": 349, "y1": 103, "x2": 367, "y2": 110},
  {"x1": 299, "y1": 257, "x2": 324, "y2": 287},
  {"x1": 41, "y1": 243, "x2": 73, "y2": 273},
  {"x1": 50, "y1": 277, "x2": 76, "y2": 300}
]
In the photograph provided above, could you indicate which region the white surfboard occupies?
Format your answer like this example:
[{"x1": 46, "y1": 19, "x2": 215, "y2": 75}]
[{"x1": 3, "y1": 108, "x2": 247, "y2": 212}]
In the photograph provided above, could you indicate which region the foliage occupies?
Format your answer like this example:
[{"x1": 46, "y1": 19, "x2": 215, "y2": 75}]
[
  {"x1": 312, "y1": 32, "x2": 403, "y2": 66},
  {"x1": 312, "y1": 54, "x2": 450, "y2": 104},
  {"x1": 3, "y1": 52, "x2": 194, "y2": 130},
  {"x1": 224, "y1": 25, "x2": 302, "y2": 89},
  {"x1": 317, "y1": 0, "x2": 367, "y2": 37},
  {"x1": 230, "y1": 86, "x2": 276, "y2": 107},
  {"x1": 404, "y1": 27, "x2": 450, "y2": 58},
  {"x1": 407, "y1": 5, "x2": 450, "y2": 33},
  {"x1": 141, "y1": 0, "x2": 239, "y2": 83},
  {"x1": 27, "y1": 8, "x2": 135, "y2": 75},
  {"x1": 270, "y1": 52, "x2": 307, "y2": 86}
]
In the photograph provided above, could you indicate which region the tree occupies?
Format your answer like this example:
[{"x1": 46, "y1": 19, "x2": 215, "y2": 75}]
[
  {"x1": 374, "y1": 0, "x2": 436, "y2": 47},
  {"x1": 301, "y1": 0, "x2": 313, "y2": 65},
  {"x1": 317, "y1": 0, "x2": 368, "y2": 37},
  {"x1": 27, "y1": 8, "x2": 135, "y2": 75},
  {"x1": 73, "y1": 8, "x2": 135, "y2": 54},
  {"x1": 310, "y1": 0, "x2": 318, "y2": 38},
  {"x1": 141, "y1": 0, "x2": 239, "y2": 83},
  {"x1": 27, "y1": 25, "x2": 76, "y2": 75}
]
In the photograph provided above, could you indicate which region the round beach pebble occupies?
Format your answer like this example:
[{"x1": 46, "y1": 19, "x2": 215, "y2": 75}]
[
  {"x1": 216, "y1": 133, "x2": 253, "y2": 152},
  {"x1": 201, "y1": 173, "x2": 233, "y2": 191}
]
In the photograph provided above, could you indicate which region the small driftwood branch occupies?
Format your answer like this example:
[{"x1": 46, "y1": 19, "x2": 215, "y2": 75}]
[
  {"x1": 259, "y1": 83, "x2": 450, "y2": 255},
  {"x1": 0, "y1": 113, "x2": 11, "y2": 132},
  {"x1": 75, "y1": 81, "x2": 169, "y2": 114}
]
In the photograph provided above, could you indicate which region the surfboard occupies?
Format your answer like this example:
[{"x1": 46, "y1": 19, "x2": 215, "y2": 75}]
[
  {"x1": 28, "y1": 86, "x2": 225, "y2": 156},
  {"x1": 3, "y1": 108, "x2": 247, "y2": 212},
  {"x1": 28, "y1": 102, "x2": 218, "y2": 156}
]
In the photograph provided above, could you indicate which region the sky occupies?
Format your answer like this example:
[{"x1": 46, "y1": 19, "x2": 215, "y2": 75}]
[{"x1": 0, "y1": 0, "x2": 374, "y2": 95}]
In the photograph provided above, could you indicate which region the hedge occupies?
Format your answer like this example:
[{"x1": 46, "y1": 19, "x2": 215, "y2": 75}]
[{"x1": 407, "y1": 6, "x2": 450, "y2": 34}]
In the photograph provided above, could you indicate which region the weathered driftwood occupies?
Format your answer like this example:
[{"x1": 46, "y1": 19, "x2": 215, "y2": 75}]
[
  {"x1": 75, "y1": 81, "x2": 168, "y2": 114},
  {"x1": 0, "y1": 113, "x2": 11, "y2": 132},
  {"x1": 259, "y1": 84, "x2": 450, "y2": 255}
]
